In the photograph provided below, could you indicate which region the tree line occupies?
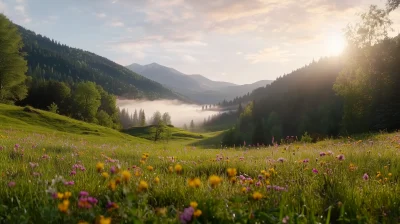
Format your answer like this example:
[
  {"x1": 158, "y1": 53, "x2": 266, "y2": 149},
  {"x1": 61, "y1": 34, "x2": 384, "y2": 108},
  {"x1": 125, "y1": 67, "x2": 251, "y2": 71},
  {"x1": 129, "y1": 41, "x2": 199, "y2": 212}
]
[{"x1": 119, "y1": 109, "x2": 172, "y2": 129}]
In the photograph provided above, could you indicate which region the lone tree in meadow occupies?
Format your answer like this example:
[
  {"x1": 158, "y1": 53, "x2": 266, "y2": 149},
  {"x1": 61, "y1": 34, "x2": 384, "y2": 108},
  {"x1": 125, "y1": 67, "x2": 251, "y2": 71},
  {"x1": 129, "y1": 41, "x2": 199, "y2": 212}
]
[
  {"x1": 73, "y1": 81, "x2": 101, "y2": 122},
  {"x1": 0, "y1": 14, "x2": 28, "y2": 103}
]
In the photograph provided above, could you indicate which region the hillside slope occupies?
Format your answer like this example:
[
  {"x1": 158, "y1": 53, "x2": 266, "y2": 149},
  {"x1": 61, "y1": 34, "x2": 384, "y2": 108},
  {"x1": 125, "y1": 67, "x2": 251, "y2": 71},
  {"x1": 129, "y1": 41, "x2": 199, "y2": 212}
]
[
  {"x1": 0, "y1": 104, "x2": 147, "y2": 142},
  {"x1": 17, "y1": 26, "x2": 185, "y2": 101}
]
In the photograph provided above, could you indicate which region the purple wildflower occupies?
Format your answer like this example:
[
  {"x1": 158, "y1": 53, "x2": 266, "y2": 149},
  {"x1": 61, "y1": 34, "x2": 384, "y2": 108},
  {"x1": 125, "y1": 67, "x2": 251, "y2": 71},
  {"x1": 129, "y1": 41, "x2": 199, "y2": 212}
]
[
  {"x1": 87, "y1": 197, "x2": 98, "y2": 204},
  {"x1": 303, "y1": 159, "x2": 309, "y2": 163},
  {"x1": 312, "y1": 168, "x2": 318, "y2": 174},
  {"x1": 319, "y1": 152, "x2": 326, "y2": 156},
  {"x1": 79, "y1": 191, "x2": 89, "y2": 197},
  {"x1": 277, "y1": 157, "x2": 285, "y2": 163},
  {"x1": 337, "y1": 154, "x2": 345, "y2": 161},
  {"x1": 363, "y1": 173, "x2": 369, "y2": 181},
  {"x1": 70, "y1": 170, "x2": 77, "y2": 176},
  {"x1": 180, "y1": 207, "x2": 194, "y2": 224},
  {"x1": 8, "y1": 181, "x2": 16, "y2": 187}
]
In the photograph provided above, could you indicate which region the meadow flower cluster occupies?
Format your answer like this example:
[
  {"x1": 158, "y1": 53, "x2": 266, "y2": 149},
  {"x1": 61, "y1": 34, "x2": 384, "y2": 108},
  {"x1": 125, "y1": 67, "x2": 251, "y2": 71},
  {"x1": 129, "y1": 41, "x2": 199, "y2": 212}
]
[{"x1": 0, "y1": 129, "x2": 400, "y2": 223}]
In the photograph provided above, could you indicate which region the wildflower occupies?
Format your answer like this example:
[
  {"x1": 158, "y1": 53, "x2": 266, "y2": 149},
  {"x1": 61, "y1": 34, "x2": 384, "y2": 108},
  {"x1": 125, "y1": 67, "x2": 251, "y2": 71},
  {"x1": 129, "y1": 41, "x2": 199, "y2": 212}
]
[
  {"x1": 336, "y1": 154, "x2": 345, "y2": 161},
  {"x1": 64, "y1": 181, "x2": 74, "y2": 186},
  {"x1": 175, "y1": 164, "x2": 183, "y2": 173},
  {"x1": 154, "y1": 176, "x2": 160, "y2": 184},
  {"x1": 319, "y1": 152, "x2": 326, "y2": 157},
  {"x1": 29, "y1": 162, "x2": 39, "y2": 169},
  {"x1": 78, "y1": 198, "x2": 92, "y2": 209},
  {"x1": 106, "y1": 202, "x2": 119, "y2": 211},
  {"x1": 255, "y1": 181, "x2": 262, "y2": 187},
  {"x1": 208, "y1": 175, "x2": 222, "y2": 188},
  {"x1": 277, "y1": 157, "x2": 285, "y2": 163},
  {"x1": 312, "y1": 168, "x2": 318, "y2": 174},
  {"x1": 147, "y1": 165, "x2": 154, "y2": 171},
  {"x1": 241, "y1": 187, "x2": 248, "y2": 193},
  {"x1": 190, "y1": 201, "x2": 198, "y2": 209},
  {"x1": 8, "y1": 181, "x2": 16, "y2": 188},
  {"x1": 376, "y1": 171, "x2": 382, "y2": 178},
  {"x1": 388, "y1": 173, "x2": 392, "y2": 177},
  {"x1": 64, "y1": 191, "x2": 72, "y2": 199},
  {"x1": 108, "y1": 180, "x2": 116, "y2": 191},
  {"x1": 363, "y1": 173, "x2": 369, "y2": 180},
  {"x1": 188, "y1": 178, "x2": 201, "y2": 188},
  {"x1": 110, "y1": 166, "x2": 119, "y2": 174},
  {"x1": 80, "y1": 191, "x2": 89, "y2": 197},
  {"x1": 121, "y1": 170, "x2": 131, "y2": 182},
  {"x1": 138, "y1": 180, "x2": 149, "y2": 192},
  {"x1": 180, "y1": 207, "x2": 194, "y2": 224},
  {"x1": 227, "y1": 168, "x2": 237, "y2": 177},
  {"x1": 96, "y1": 162, "x2": 104, "y2": 172},
  {"x1": 102, "y1": 172, "x2": 109, "y2": 179},
  {"x1": 303, "y1": 159, "x2": 309, "y2": 163},
  {"x1": 194, "y1": 209, "x2": 202, "y2": 218},
  {"x1": 70, "y1": 170, "x2": 77, "y2": 176},
  {"x1": 98, "y1": 216, "x2": 111, "y2": 224},
  {"x1": 282, "y1": 216, "x2": 290, "y2": 224},
  {"x1": 57, "y1": 192, "x2": 64, "y2": 199},
  {"x1": 252, "y1": 191, "x2": 263, "y2": 200},
  {"x1": 58, "y1": 200, "x2": 70, "y2": 213}
]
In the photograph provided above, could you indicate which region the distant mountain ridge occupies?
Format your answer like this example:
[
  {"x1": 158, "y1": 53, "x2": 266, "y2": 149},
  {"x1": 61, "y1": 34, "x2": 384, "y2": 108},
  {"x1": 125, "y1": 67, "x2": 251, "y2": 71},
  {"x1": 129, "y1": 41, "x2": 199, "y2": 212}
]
[
  {"x1": 16, "y1": 26, "x2": 187, "y2": 101},
  {"x1": 126, "y1": 63, "x2": 272, "y2": 104}
]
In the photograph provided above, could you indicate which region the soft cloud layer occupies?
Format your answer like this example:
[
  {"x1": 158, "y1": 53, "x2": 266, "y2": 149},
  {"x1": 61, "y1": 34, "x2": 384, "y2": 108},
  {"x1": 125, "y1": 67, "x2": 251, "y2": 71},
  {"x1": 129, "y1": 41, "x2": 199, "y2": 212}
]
[{"x1": 1, "y1": 0, "x2": 399, "y2": 84}]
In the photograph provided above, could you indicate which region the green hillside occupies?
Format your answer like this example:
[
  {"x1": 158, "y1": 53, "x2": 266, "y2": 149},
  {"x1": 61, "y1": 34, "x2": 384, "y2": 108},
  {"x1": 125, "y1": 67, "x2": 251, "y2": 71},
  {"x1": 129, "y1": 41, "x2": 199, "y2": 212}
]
[
  {"x1": 123, "y1": 125, "x2": 206, "y2": 141},
  {"x1": 16, "y1": 25, "x2": 186, "y2": 101},
  {"x1": 0, "y1": 103, "x2": 147, "y2": 143}
]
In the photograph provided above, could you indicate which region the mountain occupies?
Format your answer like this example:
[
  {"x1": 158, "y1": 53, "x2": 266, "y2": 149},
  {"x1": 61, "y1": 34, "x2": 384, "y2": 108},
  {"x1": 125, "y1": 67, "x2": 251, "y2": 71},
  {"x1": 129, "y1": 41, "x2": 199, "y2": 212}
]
[
  {"x1": 17, "y1": 26, "x2": 186, "y2": 101},
  {"x1": 126, "y1": 63, "x2": 272, "y2": 104}
]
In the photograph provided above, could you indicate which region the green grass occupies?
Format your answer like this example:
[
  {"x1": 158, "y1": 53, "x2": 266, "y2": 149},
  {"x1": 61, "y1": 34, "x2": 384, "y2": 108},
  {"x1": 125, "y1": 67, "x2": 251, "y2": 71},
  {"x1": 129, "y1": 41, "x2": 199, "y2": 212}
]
[
  {"x1": 0, "y1": 104, "x2": 148, "y2": 143},
  {"x1": 0, "y1": 103, "x2": 400, "y2": 223},
  {"x1": 123, "y1": 125, "x2": 206, "y2": 141}
]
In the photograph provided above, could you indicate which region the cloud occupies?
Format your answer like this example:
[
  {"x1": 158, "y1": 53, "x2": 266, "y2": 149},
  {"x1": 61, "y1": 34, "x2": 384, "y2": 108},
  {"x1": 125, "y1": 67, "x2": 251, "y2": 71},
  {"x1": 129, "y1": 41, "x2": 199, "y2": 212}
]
[
  {"x1": 109, "y1": 21, "x2": 124, "y2": 27},
  {"x1": 182, "y1": 54, "x2": 197, "y2": 63},
  {"x1": 14, "y1": 1, "x2": 31, "y2": 24},
  {"x1": 94, "y1": 12, "x2": 107, "y2": 18},
  {"x1": 245, "y1": 47, "x2": 295, "y2": 64},
  {"x1": 0, "y1": 1, "x2": 7, "y2": 13}
]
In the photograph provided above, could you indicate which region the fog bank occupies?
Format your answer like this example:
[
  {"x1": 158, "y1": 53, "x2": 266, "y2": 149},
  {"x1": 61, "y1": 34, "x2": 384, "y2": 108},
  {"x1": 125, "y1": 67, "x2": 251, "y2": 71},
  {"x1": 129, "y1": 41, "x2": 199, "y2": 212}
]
[{"x1": 117, "y1": 99, "x2": 220, "y2": 127}]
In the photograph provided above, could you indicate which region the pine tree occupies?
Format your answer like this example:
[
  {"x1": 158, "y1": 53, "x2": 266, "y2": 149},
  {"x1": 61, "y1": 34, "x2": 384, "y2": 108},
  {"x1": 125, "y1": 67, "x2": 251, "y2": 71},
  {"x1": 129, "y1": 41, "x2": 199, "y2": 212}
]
[
  {"x1": 133, "y1": 109, "x2": 138, "y2": 127},
  {"x1": 0, "y1": 14, "x2": 28, "y2": 103},
  {"x1": 190, "y1": 120, "x2": 195, "y2": 130}
]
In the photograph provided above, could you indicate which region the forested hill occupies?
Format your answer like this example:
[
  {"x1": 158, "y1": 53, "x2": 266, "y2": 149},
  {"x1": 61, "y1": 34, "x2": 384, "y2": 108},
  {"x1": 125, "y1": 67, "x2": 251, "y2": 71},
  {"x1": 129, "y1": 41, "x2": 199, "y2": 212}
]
[{"x1": 16, "y1": 25, "x2": 186, "y2": 101}]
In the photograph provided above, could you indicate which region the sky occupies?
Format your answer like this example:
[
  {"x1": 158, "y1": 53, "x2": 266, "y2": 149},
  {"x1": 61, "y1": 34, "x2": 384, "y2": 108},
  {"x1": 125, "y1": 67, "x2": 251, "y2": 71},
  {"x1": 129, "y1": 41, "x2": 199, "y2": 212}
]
[{"x1": 1, "y1": 0, "x2": 400, "y2": 84}]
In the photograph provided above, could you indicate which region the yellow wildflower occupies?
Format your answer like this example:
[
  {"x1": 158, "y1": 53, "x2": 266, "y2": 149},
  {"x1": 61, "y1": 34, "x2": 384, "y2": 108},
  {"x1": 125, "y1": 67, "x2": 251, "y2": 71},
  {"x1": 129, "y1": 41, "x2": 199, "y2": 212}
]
[
  {"x1": 138, "y1": 180, "x2": 149, "y2": 192},
  {"x1": 97, "y1": 216, "x2": 111, "y2": 224},
  {"x1": 96, "y1": 162, "x2": 104, "y2": 172},
  {"x1": 108, "y1": 180, "x2": 116, "y2": 191},
  {"x1": 227, "y1": 168, "x2": 237, "y2": 177},
  {"x1": 252, "y1": 191, "x2": 263, "y2": 200},
  {"x1": 121, "y1": 170, "x2": 131, "y2": 182},
  {"x1": 154, "y1": 177, "x2": 160, "y2": 184},
  {"x1": 57, "y1": 193, "x2": 64, "y2": 200},
  {"x1": 190, "y1": 201, "x2": 198, "y2": 209},
  {"x1": 188, "y1": 178, "x2": 201, "y2": 188},
  {"x1": 58, "y1": 199, "x2": 69, "y2": 213},
  {"x1": 208, "y1": 175, "x2": 222, "y2": 188},
  {"x1": 102, "y1": 172, "x2": 110, "y2": 179},
  {"x1": 194, "y1": 209, "x2": 202, "y2": 217},
  {"x1": 147, "y1": 166, "x2": 154, "y2": 171},
  {"x1": 175, "y1": 164, "x2": 183, "y2": 173},
  {"x1": 64, "y1": 191, "x2": 71, "y2": 199}
]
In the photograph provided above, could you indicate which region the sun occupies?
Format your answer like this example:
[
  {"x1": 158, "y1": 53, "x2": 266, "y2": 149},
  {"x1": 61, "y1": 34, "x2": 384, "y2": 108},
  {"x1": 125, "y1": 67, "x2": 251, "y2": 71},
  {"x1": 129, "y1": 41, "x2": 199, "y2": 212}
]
[{"x1": 326, "y1": 33, "x2": 346, "y2": 56}]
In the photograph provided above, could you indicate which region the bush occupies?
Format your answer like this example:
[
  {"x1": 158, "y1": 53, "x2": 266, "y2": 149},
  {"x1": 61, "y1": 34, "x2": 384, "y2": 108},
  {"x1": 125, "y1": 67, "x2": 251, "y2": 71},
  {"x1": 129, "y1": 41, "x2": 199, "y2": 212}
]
[{"x1": 301, "y1": 132, "x2": 313, "y2": 143}]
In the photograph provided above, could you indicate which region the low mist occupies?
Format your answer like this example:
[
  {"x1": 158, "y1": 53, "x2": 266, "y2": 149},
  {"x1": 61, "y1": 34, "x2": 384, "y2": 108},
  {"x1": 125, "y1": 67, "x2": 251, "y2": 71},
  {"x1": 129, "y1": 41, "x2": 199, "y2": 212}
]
[{"x1": 117, "y1": 99, "x2": 220, "y2": 127}]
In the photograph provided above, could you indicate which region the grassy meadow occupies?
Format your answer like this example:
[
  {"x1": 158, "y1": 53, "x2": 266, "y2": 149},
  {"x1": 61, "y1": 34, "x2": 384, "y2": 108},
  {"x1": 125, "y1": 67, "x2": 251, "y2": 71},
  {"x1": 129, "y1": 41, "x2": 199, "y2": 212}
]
[{"x1": 0, "y1": 105, "x2": 399, "y2": 223}]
